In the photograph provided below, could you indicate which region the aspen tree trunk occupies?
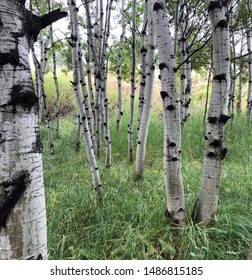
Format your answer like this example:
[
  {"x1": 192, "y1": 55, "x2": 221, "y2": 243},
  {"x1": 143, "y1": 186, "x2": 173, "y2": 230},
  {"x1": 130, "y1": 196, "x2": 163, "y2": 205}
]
[
  {"x1": 137, "y1": 0, "x2": 148, "y2": 137},
  {"x1": 173, "y1": 0, "x2": 180, "y2": 56},
  {"x1": 135, "y1": 0, "x2": 155, "y2": 180},
  {"x1": 193, "y1": 0, "x2": 230, "y2": 225},
  {"x1": 48, "y1": 0, "x2": 61, "y2": 138},
  {"x1": 67, "y1": 0, "x2": 102, "y2": 199},
  {"x1": 128, "y1": 0, "x2": 137, "y2": 162},
  {"x1": 0, "y1": 0, "x2": 66, "y2": 259},
  {"x1": 179, "y1": 0, "x2": 187, "y2": 126},
  {"x1": 247, "y1": 29, "x2": 252, "y2": 123},
  {"x1": 116, "y1": 0, "x2": 126, "y2": 131},
  {"x1": 236, "y1": 36, "x2": 244, "y2": 114},
  {"x1": 32, "y1": 49, "x2": 55, "y2": 155},
  {"x1": 152, "y1": 0, "x2": 186, "y2": 226}
]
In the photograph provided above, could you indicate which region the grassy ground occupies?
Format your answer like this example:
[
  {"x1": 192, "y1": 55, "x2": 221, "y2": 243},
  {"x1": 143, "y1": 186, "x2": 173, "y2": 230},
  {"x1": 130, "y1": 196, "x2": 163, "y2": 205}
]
[{"x1": 41, "y1": 73, "x2": 252, "y2": 260}]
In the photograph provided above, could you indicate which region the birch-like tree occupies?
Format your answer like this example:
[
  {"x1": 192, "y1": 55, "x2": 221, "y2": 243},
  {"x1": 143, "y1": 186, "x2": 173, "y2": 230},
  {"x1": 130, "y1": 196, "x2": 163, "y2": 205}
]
[
  {"x1": 135, "y1": 0, "x2": 155, "y2": 180},
  {"x1": 152, "y1": 0, "x2": 186, "y2": 226},
  {"x1": 0, "y1": 0, "x2": 66, "y2": 259},
  {"x1": 193, "y1": 0, "x2": 231, "y2": 225},
  {"x1": 128, "y1": 0, "x2": 137, "y2": 162},
  {"x1": 67, "y1": 0, "x2": 102, "y2": 198},
  {"x1": 116, "y1": 0, "x2": 127, "y2": 131}
]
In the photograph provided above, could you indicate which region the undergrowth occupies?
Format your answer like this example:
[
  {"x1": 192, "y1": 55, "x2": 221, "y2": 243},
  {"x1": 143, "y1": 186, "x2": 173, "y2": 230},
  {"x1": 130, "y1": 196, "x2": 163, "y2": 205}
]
[{"x1": 41, "y1": 73, "x2": 252, "y2": 260}]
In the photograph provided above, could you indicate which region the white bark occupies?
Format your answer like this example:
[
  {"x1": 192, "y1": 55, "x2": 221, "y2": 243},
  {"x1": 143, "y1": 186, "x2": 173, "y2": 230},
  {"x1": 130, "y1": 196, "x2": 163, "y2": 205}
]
[
  {"x1": 128, "y1": 0, "x2": 137, "y2": 162},
  {"x1": 247, "y1": 29, "x2": 252, "y2": 122},
  {"x1": 152, "y1": 0, "x2": 185, "y2": 226},
  {"x1": 0, "y1": 0, "x2": 47, "y2": 259},
  {"x1": 194, "y1": 0, "x2": 230, "y2": 225},
  {"x1": 67, "y1": 0, "x2": 102, "y2": 199},
  {"x1": 135, "y1": 0, "x2": 155, "y2": 180},
  {"x1": 137, "y1": 0, "x2": 148, "y2": 136},
  {"x1": 116, "y1": 0, "x2": 126, "y2": 131}
]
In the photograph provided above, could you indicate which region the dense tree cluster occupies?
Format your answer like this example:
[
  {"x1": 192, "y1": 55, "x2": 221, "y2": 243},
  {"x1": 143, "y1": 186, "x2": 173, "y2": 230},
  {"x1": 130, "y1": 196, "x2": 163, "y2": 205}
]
[{"x1": 0, "y1": 0, "x2": 252, "y2": 259}]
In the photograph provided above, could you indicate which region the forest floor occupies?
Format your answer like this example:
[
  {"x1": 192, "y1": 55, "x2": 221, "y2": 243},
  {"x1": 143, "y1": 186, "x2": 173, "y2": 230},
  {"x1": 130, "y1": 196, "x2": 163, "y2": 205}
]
[{"x1": 41, "y1": 73, "x2": 252, "y2": 260}]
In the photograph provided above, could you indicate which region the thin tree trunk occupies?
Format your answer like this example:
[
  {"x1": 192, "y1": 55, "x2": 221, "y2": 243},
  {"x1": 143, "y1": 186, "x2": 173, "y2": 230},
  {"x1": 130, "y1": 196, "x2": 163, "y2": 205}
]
[
  {"x1": 67, "y1": 0, "x2": 102, "y2": 199},
  {"x1": 193, "y1": 0, "x2": 231, "y2": 225},
  {"x1": 152, "y1": 0, "x2": 186, "y2": 226},
  {"x1": 135, "y1": 0, "x2": 155, "y2": 180},
  {"x1": 116, "y1": 0, "x2": 126, "y2": 131},
  {"x1": 48, "y1": 0, "x2": 61, "y2": 138},
  {"x1": 128, "y1": 0, "x2": 137, "y2": 162},
  {"x1": 0, "y1": 0, "x2": 66, "y2": 259},
  {"x1": 137, "y1": 0, "x2": 148, "y2": 137},
  {"x1": 247, "y1": 29, "x2": 252, "y2": 123}
]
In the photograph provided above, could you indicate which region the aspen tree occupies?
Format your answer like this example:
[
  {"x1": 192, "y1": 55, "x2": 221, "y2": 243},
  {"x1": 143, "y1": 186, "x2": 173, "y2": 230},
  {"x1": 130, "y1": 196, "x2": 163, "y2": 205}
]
[
  {"x1": 152, "y1": 0, "x2": 186, "y2": 226},
  {"x1": 137, "y1": 0, "x2": 148, "y2": 139},
  {"x1": 116, "y1": 0, "x2": 127, "y2": 131},
  {"x1": 0, "y1": 0, "x2": 66, "y2": 259},
  {"x1": 48, "y1": 0, "x2": 61, "y2": 138},
  {"x1": 247, "y1": 29, "x2": 252, "y2": 122},
  {"x1": 128, "y1": 0, "x2": 137, "y2": 162},
  {"x1": 193, "y1": 0, "x2": 231, "y2": 225},
  {"x1": 67, "y1": 0, "x2": 102, "y2": 198},
  {"x1": 135, "y1": 0, "x2": 155, "y2": 180}
]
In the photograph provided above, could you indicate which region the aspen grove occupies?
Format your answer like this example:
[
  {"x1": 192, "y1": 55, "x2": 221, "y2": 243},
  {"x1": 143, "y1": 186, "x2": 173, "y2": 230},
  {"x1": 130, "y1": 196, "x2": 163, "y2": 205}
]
[{"x1": 0, "y1": 0, "x2": 252, "y2": 259}]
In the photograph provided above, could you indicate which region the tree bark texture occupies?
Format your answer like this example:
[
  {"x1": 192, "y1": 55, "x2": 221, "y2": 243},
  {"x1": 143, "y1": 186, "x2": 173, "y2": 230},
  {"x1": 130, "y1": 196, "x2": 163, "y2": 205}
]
[
  {"x1": 67, "y1": 0, "x2": 102, "y2": 199},
  {"x1": 116, "y1": 0, "x2": 126, "y2": 131},
  {"x1": 152, "y1": 0, "x2": 186, "y2": 226},
  {"x1": 0, "y1": 0, "x2": 66, "y2": 259},
  {"x1": 193, "y1": 0, "x2": 230, "y2": 225},
  {"x1": 135, "y1": 0, "x2": 155, "y2": 180}
]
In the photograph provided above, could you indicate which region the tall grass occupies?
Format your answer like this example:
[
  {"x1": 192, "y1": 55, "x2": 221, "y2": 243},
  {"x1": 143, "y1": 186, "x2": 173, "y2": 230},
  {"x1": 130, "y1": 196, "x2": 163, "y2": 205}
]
[{"x1": 41, "y1": 73, "x2": 252, "y2": 260}]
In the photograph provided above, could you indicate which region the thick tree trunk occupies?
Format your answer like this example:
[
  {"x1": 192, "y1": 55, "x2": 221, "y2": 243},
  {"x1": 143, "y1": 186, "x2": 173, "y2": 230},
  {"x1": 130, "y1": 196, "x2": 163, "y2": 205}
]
[
  {"x1": 0, "y1": 0, "x2": 66, "y2": 259},
  {"x1": 152, "y1": 0, "x2": 186, "y2": 226},
  {"x1": 193, "y1": 0, "x2": 230, "y2": 225},
  {"x1": 135, "y1": 0, "x2": 155, "y2": 180}
]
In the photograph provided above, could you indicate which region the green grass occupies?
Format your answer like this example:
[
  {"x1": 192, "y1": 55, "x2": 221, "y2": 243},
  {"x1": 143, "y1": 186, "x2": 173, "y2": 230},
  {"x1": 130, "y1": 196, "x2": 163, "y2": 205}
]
[
  {"x1": 41, "y1": 111, "x2": 252, "y2": 260},
  {"x1": 41, "y1": 73, "x2": 252, "y2": 260}
]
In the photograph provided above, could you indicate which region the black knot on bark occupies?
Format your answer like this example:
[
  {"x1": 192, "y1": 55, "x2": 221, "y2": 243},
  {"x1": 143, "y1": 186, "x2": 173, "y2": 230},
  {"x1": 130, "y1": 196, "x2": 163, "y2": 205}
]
[
  {"x1": 166, "y1": 104, "x2": 176, "y2": 111},
  {"x1": 160, "y1": 91, "x2": 168, "y2": 99},
  {"x1": 159, "y1": 62, "x2": 168, "y2": 70},
  {"x1": 221, "y1": 147, "x2": 228, "y2": 159},
  {"x1": 216, "y1": 19, "x2": 228, "y2": 29},
  {"x1": 219, "y1": 114, "x2": 231, "y2": 124},
  {"x1": 207, "y1": 151, "x2": 216, "y2": 158},
  {"x1": 9, "y1": 85, "x2": 38, "y2": 112},
  {"x1": 208, "y1": 116, "x2": 218, "y2": 124},
  {"x1": 208, "y1": 1, "x2": 222, "y2": 12},
  {"x1": 209, "y1": 139, "x2": 221, "y2": 147},
  {"x1": 153, "y1": 2, "x2": 163, "y2": 12},
  {"x1": 168, "y1": 142, "x2": 176, "y2": 147},
  {"x1": 170, "y1": 157, "x2": 178, "y2": 161},
  {"x1": 213, "y1": 73, "x2": 227, "y2": 82}
]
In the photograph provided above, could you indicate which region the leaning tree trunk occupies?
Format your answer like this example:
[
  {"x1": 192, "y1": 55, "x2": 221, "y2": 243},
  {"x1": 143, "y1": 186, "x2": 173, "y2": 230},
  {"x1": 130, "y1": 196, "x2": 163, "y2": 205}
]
[
  {"x1": 152, "y1": 0, "x2": 186, "y2": 226},
  {"x1": 0, "y1": 0, "x2": 66, "y2": 259},
  {"x1": 135, "y1": 0, "x2": 155, "y2": 180},
  {"x1": 68, "y1": 0, "x2": 102, "y2": 199},
  {"x1": 193, "y1": 0, "x2": 230, "y2": 225}
]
